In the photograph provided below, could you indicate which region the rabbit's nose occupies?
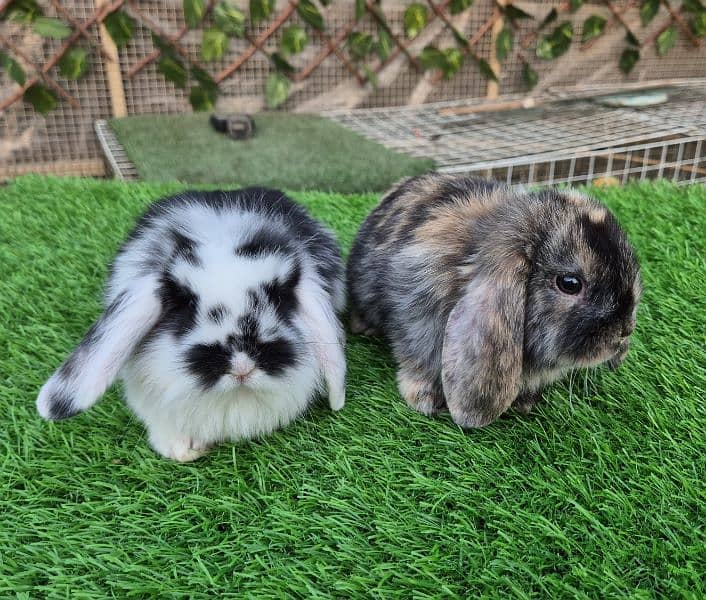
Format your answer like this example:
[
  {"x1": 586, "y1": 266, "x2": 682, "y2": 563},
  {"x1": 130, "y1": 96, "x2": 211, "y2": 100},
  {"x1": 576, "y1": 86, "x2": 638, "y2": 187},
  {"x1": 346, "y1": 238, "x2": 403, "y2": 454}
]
[{"x1": 232, "y1": 353, "x2": 256, "y2": 381}]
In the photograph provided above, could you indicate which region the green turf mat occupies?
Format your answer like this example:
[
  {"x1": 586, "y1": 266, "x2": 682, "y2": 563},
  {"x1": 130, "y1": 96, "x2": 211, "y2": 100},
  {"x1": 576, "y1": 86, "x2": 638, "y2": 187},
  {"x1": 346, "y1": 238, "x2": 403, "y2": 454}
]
[
  {"x1": 1, "y1": 176, "x2": 705, "y2": 597},
  {"x1": 109, "y1": 113, "x2": 435, "y2": 193}
]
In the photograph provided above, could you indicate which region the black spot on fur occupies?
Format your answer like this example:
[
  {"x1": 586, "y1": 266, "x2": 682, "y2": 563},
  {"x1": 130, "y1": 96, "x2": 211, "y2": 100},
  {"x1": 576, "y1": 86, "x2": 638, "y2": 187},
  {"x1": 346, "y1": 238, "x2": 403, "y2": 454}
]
[
  {"x1": 578, "y1": 213, "x2": 636, "y2": 321},
  {"x1": 252, "y1": 338, "x2": 298, "y2": 375},
  {"x1": 184, "y1": 342, "x2": 232, "y2": 389},
  {"x1": 47, "y1": 391, "x2": 79, "y2": 420},
  {"x1": 59, "y1": 291, "x2": 130, "y2": 378},
  {"x1": 238, "y1": 314, "x2": 258, "y2": 341},
  {"x1": 57, "y1": 357, "x2": 77, "y2": 380},
  {"x1": 262, "y1": 263, "x2": 301, "y2": 322},
  {"x1": 207, "y1": 304, "x2": 228, "y2": 324},
  {"x1": 81, "y1": 313, "x2": 105, "y2": 348},
  {"x1": 158, "y1": 274, "x2": 199, "y2": 337},
  {"x1": 227, "y1": 313, "x2": 298, "y2": 375},
  {"x1": 561, "y1": 307, "x2": 610, "y2": 359},
  {"x1": 247, "y1": 290, "x2": 261, "y2": 311},
  {"x1": 579, "y1": 214, "x2": 623, "y2": 267},
  {"x1": 112, "y1": 187, "x2": 341, "y2": 307},
  {"x1": 235, "y1": 229, "x2": 293, "y2": 257},
  {"x1": 171, "y1": 229, "x2": 200, "y2": 266}
]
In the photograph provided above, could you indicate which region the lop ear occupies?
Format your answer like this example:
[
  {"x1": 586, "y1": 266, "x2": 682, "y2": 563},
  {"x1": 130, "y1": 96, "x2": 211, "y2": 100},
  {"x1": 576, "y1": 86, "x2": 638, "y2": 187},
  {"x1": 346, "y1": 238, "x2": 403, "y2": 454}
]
[
  {"x1": 295, "y1": 284, "x2": 346, "y2": 411},
  {"x1": 36, "y1": 275, "x2": 162, "y2": 420},
  {"x1": 441, "y1": 267, "x2": 526, "y2": 428}
]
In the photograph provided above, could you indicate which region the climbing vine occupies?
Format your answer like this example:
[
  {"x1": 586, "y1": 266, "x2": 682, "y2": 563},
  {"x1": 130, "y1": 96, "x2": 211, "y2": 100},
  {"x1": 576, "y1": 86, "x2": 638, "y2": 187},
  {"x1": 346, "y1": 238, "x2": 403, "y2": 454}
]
[{"x1": 1, "y1": 0, "x2": 704, "y2": 114}]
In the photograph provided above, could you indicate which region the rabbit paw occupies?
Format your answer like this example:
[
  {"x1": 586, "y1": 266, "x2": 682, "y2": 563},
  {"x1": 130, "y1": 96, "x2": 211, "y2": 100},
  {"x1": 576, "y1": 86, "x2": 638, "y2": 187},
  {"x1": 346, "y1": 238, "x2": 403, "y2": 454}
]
[
  {"x1": 149, "y1": 431, "x2": 211, "y2": 462},
  {"x1": 397, "y1": 369, "x2": 445, "y2": 416}
]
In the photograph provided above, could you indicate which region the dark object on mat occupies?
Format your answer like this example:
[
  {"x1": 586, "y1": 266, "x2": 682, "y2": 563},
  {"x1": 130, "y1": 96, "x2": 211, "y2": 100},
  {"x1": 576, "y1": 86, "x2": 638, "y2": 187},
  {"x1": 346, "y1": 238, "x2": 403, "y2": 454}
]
[{"x1": 210, "y1": 114, "x2": 256, "y2": 140}]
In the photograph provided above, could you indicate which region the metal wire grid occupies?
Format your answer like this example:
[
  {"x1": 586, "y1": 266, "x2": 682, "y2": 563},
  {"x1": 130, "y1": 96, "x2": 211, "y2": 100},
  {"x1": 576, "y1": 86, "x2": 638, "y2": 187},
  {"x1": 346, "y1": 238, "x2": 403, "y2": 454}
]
[
  {"x1": 2, "y1": 0, "x2": 706, "y2": 179},
  {"x1": 325, "y1": 80, "x2": 706, "y2": 186},
  {"x1": 0, "y1": 1, "x2": 113, "y2": 177},
  {"x1": 478, "y1": 137, "x2": 706, "y2": 185}
]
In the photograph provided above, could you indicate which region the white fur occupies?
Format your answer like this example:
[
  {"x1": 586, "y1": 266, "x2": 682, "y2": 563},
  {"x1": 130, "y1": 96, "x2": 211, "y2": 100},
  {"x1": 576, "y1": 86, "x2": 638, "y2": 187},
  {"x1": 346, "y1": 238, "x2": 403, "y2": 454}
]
[
  {"x1": 37, "y1": 193, "x2": 346, "y2": 461},
  {"x1": 36, "y1": 275, "x2": 162, "y2": 419}
]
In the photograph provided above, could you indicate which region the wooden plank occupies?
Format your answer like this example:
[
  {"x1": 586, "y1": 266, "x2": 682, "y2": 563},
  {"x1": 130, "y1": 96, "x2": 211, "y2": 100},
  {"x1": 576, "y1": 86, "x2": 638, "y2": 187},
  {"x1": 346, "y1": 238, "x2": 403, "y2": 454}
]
[
  {"x1": 95, "y1": 0, "x2": 127, "y2": 117},
  {"x1": 0, "y1": 159, "x2": 106, "y2": 180},
  {"x1": 486, "y1": 2, "x2": 505, "y2": 100}
]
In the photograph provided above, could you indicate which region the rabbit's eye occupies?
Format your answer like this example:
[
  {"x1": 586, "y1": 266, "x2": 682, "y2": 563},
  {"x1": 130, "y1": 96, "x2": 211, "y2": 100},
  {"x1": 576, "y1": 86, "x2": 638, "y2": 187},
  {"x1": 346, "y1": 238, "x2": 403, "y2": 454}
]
[{"x1": 556, "y1": 274, "x2": 583, "y2": 295}]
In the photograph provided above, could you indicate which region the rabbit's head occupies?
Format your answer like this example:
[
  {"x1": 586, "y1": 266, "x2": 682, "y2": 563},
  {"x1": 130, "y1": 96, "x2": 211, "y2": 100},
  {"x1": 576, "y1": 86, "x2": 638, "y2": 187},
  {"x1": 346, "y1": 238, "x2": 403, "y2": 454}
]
[{"x1": 442, "y1": 189, "x2": 641, "y2": 427}]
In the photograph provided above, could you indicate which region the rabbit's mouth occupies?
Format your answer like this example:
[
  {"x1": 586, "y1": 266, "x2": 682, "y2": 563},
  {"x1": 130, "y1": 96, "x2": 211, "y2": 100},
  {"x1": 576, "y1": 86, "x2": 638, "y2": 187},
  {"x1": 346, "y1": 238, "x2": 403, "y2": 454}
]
[{"x1": 606, "y1": 339, "x2": 631, "y2": 370}]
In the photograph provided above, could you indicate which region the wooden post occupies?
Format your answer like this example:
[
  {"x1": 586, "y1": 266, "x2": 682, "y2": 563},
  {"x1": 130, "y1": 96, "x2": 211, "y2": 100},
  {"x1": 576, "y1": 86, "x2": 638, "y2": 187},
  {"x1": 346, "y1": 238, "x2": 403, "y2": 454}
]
[
  {"x1": 95, "y1": 0, "x2": 127, "y2": 117},
  {"x1": 486, "y1": 1, "x2": 506, "y2": 99}
]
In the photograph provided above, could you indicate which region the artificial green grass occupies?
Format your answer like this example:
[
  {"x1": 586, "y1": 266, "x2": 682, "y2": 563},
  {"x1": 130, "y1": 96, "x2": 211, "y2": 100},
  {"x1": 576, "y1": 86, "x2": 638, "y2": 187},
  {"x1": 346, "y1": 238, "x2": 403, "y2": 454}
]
[
  {"x1": 1, "y1": 175, "x2": 705, "y2": 598},
  {"x1": 109, "y1": 113, "x2": 435, "y2": 193}
]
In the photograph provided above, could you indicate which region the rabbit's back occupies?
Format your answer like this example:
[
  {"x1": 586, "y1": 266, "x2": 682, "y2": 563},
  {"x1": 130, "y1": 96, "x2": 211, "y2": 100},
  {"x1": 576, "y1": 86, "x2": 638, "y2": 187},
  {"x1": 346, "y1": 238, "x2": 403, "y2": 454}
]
[{"x1": 347, "y1": 175, "x2": 506, "y2": 363}]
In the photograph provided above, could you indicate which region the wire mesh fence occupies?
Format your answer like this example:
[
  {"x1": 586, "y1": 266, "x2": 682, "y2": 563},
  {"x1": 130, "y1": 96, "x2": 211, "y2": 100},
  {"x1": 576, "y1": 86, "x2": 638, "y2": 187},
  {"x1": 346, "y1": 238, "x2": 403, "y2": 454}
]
[
  {"x1": 327, "y1": 79, "x2": 706, "y2": 186},
  {"x1": 1, "y1": 0, "x2": 705, "y2": 180}
]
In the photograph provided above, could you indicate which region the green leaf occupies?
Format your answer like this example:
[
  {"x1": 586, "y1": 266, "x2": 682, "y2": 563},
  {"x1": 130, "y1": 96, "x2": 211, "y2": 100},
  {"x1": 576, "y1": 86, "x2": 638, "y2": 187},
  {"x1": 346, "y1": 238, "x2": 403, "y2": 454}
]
[
  {"x1": 682, "y1": 0, "x2": 704, "y2": 12},
  {"x1": 189, "y1": 84, "x2": 217, "y2": 111},
  {"x1": 375, "y1": 26, "x2": 393, "y2": 61},
  {"x1": 476, "y1": 57, "x2": 498, "y2": 81},
  {"x1": 656, "y1": 25, "x2": 677, "y2": 55},
  {"x1": 214, "y1": 1, "x2": 246, "y2": 37},
  {"x1": 281, "y1": 25, "x2": 308, "y2": 55},
  {"x1": 619, "y1": 47, "x2": 639, "y2": 73},
  {"x1": 319, "y1": 0, "x2": 332, "y2": 5},
  {"x1": 183, "y1": 0, "x2": 206, "y2": 28},
  {"x1": 582, "y1": 15, "x2": 606, "y2": 42},
  {"x1": 265, "y1": 72, "x2": 290, "y2": 108},
  {"x1": 23, "y1": 83, "x2": 57, "y2": 114},
  {"x1": 419, "y1": 46, "x2": 447, "y2": 70},
  {"x1": 157, "y1": 55, "x2": 188, "y2": 88},
  {"x1": 32, "y1": 16, "x2": 71, "y2": 39},
  {"x1": 191, "y1": 65, "x2": 217, "y2": 92},
  {"x1": 271, "y1": 51, "x2": 296, "y2": 74},
  {"x1": 536, "y1": 21, "x2": 573, "y2": 59},
  {"x1": 569, "y1": 0, "x2": 583, "y2": 12},
  {"x1": 0, "y1": 51, "x2": 26, "y2": 85},
  {"x1": 297, "y1": 0, "x2": 325, "y2": 31},
  {"x1": 451, "y1": 26, "x2": 468, "y2": 46},
  {"x1": 441, "y1": 47, "x2": 463, "y2": 78},
  {"x1": 625, "y1": 30, "x2": 640, "y2": 46},
  {"x1": 58, "y1": 47, "x2": 89, "y2": 80},
  {"x1": 151, "y1": 33, "x2": 171, "y2": 54},
  {"x1": 347, "y1": 31, "x2": 375, "y2": 60},
  {"x1": 362, "y1": 65, "x2": 379, "y2": 89},
  {"x1": 355, "y1": 0, "x2": 366, "y2": 20},
  {"x1": 404, "y1": 3, "x2": 428, "y2": 39},
  {"x1": 690, "y1": 10, "x2": 706, "y2": 36},
  {"x1": 504, "y1": 4, "x2": 533, "y2": 20},
  {"x1": 522, "y1": 62, "x2": 538, "y2": 89},
  {"x1": 3, "y1": 0, "x2": 42, "y2": 23},
  {"x1": 496, "y1": 27, "x2": 513, "y2": 61},
  {"x1": 420, "y1": 46, "x2": 463, "y2": 77},
  {"x1": 250, "y1": 0, "x2": 274, "y2": 23},
  {"x1": 103, "y1": 10, "x2": 135, "y2": 48},
  {"x1": 202, "y1": 28, "x2": 229, "y2": 61},
  {"x1": 640, "y1": 0, "x2": 660, "y2": 25},
  {"x1": 540, "y1": 8, "x2": 558, "y2": 28},
  {"x1": 450, "y1": 0, "x2": 473, "y2": 14},
  {"x1": 557, "y1": 21, "x2": 573, "y2": 39},
  {"x1": 535, "y1": 38, "x2": 553, "y2": 59}
]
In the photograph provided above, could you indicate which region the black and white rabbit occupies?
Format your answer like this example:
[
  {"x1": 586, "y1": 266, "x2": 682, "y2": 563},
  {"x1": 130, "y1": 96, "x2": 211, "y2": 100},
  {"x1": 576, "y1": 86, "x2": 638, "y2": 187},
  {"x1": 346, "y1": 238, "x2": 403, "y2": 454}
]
[
  {"x1": 37, "y1": 188, "x2": 346, "y2": 461},
  {"x1": 347, "y1": 174, "x2": 641, "y2": 428}
]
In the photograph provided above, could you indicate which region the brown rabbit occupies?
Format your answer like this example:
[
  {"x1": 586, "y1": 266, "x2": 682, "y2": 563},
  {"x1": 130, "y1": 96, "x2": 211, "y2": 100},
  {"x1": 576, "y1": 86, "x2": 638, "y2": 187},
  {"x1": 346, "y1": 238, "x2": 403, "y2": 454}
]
[{"x1": 347, "y1": 174, "x2": 641, "y2": 428}]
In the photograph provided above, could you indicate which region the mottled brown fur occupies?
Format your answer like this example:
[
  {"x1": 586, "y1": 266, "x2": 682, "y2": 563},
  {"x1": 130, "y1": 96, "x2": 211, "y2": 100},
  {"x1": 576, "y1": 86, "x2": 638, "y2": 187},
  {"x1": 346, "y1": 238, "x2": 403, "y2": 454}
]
[{"x1": 346, "y1": 174, "x2": 641, "y2": 428}]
